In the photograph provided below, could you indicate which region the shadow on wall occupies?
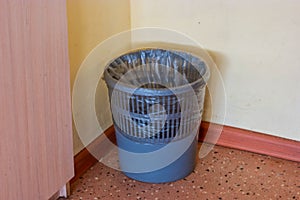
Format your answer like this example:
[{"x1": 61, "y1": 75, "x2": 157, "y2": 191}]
[{"x1": 203, "y1": 49, "x2": 228, "y2": 123}]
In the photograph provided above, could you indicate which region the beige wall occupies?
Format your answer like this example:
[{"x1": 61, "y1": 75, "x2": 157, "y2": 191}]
[
  {"x1": 130, "y1": 0, "x2": 300, "y2": 141},
  {"x1": 67, "y1": 0, "x2": 131, "y2": 154}
]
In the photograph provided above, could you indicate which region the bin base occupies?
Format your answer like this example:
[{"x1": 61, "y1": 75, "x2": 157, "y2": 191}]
[{"x1": 115, "y1": 127, "x2": 198, "y2": 183}]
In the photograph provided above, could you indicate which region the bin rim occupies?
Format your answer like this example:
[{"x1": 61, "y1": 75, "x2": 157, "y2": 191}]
[{"x1": 104, "y1": 47, "x2": 210, "y2": 96}]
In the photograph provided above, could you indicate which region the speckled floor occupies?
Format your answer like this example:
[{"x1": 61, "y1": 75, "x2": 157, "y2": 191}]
[{"x1": 66, "y1": 144, "x2": 299, "y2": 200}]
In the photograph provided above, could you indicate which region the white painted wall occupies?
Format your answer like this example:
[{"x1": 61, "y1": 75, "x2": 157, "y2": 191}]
[{"x1": 130, "y1": 0, "x2": 300, "y2": 141}]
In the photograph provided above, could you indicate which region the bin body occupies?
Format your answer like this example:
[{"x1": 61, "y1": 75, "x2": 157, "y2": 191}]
[{"x1": 104, "y1": 48, "x2": 209, "y2": 183}]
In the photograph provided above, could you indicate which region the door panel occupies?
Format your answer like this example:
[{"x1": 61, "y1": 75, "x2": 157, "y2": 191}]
[{"x1": 0, "y1": 1, "x2": 74, "y2": 199}]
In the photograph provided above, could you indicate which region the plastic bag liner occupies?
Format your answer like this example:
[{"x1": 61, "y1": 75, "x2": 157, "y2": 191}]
[{"x1": 104, "y1": 48, "x2": 210, "y2": 144}]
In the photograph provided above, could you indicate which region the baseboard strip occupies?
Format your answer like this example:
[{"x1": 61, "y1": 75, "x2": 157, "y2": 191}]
[
  {"x1": 70, "y1": 126, "x2": 116, "y2": 184},
  {"x1": 199, "y1": 121, "x2": 300, "y2": 162}
]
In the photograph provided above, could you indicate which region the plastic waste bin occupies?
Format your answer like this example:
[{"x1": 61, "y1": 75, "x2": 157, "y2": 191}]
[{"x1": 104, "y1": 48, "x2": 209, "y2": 183}]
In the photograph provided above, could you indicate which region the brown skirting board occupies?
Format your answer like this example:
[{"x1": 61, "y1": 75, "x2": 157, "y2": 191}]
[
  {"x1": 199, "y1": 121, "x2": 300, "y2": 163},
  {"x1": 71, "y1": 122, "x2": 300, "y2": 183},
  {"x1": 70, "y1": 126, "x2": 116, "y2": 184}
]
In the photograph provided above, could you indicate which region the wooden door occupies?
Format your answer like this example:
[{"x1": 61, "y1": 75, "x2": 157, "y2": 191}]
[{"x1": 0, "y1": 0, "x2": 74, "y2": 199}]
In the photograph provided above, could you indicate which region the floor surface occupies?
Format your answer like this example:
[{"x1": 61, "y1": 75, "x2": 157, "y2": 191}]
[{"x1": 66, "y1": 144, "x2": 299, "y2": 200}]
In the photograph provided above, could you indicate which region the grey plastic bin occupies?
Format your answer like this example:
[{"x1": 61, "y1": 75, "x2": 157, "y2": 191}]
[{"x1": 104, "y1": 48, "x2": 209, "y2": 183}]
